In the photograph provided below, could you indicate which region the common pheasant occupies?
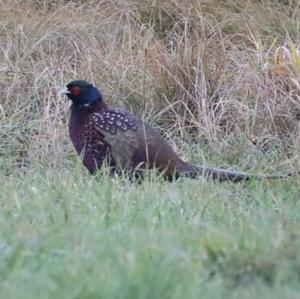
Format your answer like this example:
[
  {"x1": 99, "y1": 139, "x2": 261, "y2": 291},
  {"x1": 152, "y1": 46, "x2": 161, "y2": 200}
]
[{"x1": 61, "y1": 80, "x2": 287, "y2": 182}]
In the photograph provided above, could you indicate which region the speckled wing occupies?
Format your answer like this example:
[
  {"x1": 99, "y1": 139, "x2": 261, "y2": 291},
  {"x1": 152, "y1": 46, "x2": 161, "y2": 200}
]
[
  {"x1": 90, "y1": 108, "x2": 137, "y2": 134},
  {"x1": 90, "y1": 109, "x2": 139, "y2": 170},
  {"x1": 90, "y1": 108, "x2": 192, "y2": 175}
]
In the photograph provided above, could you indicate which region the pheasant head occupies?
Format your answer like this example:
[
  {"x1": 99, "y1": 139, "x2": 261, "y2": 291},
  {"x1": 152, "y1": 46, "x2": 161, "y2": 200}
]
[{"x1": 61, "y1": 80, "x2": 102, "y2": 108}]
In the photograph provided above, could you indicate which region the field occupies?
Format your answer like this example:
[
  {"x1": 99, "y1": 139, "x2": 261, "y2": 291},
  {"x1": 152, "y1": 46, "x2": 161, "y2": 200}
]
[{"x1": 1, "y1": 0, "x2": 300, "y2": 298}]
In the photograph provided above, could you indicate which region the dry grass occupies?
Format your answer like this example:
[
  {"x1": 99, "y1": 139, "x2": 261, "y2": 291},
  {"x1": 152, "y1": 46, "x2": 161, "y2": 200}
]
[{"x1": 1, "y1": 0, "x2": 300, "y2": 174}]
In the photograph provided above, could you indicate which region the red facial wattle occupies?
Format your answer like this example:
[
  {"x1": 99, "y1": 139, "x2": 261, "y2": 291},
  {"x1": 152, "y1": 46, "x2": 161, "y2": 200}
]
[{"x1": 69, "y1": 86, "x2": 81, "y2": 96}]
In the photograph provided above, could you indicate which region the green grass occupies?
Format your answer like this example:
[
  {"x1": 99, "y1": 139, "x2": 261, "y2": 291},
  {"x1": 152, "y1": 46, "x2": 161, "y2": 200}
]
[{"x1": 1, "y1": 165, "x2": 300, "y2": 299}]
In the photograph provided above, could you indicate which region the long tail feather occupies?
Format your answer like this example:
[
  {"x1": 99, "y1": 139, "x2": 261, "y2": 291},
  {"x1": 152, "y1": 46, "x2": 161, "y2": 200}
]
[{"x1": 183, "y1": 165, "x2": 291, "y2": 182}]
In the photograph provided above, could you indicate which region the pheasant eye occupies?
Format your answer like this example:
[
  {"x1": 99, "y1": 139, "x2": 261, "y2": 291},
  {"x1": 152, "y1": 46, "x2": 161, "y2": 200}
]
[{"x1": 69, "y1": 86, "x2": 81, "y2": 96}]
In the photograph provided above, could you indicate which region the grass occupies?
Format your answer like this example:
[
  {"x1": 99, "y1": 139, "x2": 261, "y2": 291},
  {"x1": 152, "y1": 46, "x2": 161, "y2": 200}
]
[
  {"x1": 1, "y1": 168, "x2": 300, "y2": 299},
  {"x1": 1, "y1": 0, "x2": 300, "y2": 298}
]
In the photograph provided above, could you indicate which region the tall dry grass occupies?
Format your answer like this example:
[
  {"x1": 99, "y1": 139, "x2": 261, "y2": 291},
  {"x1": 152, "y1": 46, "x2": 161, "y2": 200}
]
[{"x1": 1, "y1": 0, "x2": 300, "y2": 175}]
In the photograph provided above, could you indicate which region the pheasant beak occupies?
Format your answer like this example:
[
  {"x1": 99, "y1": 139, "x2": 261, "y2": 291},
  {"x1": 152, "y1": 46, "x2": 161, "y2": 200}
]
[{"x1": 60, "y1": 86, "x2": 71, "y2": 96}]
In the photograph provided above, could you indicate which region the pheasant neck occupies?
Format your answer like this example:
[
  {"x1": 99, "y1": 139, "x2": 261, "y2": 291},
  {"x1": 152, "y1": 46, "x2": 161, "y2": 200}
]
[{"x1": 71, "y1": 100, "x2": 109, "y2": 113}]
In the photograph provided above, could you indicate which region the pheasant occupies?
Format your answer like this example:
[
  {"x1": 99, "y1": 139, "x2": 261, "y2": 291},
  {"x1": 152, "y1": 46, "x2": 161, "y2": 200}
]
[{"x1": 61, "y1": 80, "x2": 288, "y2": 182}]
